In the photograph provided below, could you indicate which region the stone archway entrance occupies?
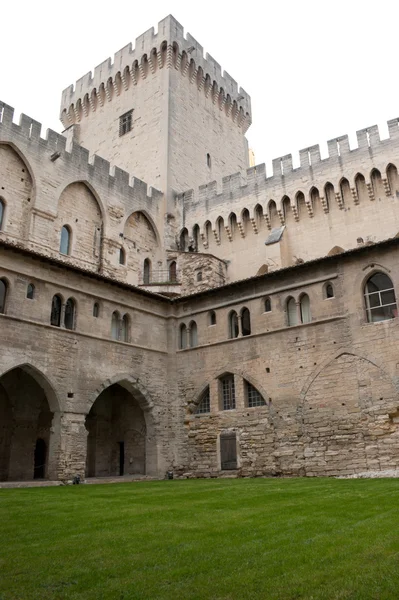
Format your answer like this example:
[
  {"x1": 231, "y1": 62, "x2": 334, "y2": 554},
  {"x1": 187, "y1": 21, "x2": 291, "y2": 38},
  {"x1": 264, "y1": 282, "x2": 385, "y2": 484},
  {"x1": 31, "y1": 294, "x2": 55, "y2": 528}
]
[
  {"x1": 0, "y1": 366, "x2": 56, "y2": 481},
  {"x1": 85, "y1": 383, "x2": 147, "y2": 477}
]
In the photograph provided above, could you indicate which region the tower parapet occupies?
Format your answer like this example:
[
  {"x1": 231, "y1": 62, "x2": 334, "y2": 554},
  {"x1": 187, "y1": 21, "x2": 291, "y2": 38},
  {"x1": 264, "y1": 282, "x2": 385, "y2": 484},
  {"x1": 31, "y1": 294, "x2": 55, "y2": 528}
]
[{"x1": 60, "y1": 15, "x2": 251, "y2": 132}]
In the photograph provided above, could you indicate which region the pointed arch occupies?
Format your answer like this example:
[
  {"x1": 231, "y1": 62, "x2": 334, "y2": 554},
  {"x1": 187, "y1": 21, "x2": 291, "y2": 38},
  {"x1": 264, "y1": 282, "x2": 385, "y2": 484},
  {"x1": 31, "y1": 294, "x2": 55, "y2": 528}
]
[{"x1": 355, "y1": 173, "x2": 368, "y2": 203}]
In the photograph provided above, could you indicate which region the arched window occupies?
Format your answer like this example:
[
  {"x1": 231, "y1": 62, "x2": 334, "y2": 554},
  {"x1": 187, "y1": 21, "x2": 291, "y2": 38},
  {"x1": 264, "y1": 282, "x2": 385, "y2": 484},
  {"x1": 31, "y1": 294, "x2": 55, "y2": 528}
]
[
  {"x1": 207, "y1": 153, "x2": 211, "y2": 168},
  {"x1": 264, "y1": 297, "x2": 271, "y2": 312},
  {"x1": 364, "y1": 272, "x2": 397, "y2": 322},
  {"x1": 60, "y1": 225, "x2": 71, "y2": 255},
  {"x1": 121, "y1": 314, "x2": 130, "y2": 342},
  {"x1": 50, "y1": 294, "x2": 62, "y2": 327},
  {"x1": 179, "y1": 228, "x2": 189, "y2": 251},
  {"x1": 179, "y1": 323, "x2": 187, "y2": 349},
  {"x1": 296, "y1": 192, "x2": 306, "y2": 216},
  {"x1": 119, "y1": 247, "x2": 126, "y2": 265},
  {"x1": 196, "y1": 386, "x2": 210, "y2": 414},
  {"x1": 245, "y1": 381, "x2": 266, "y2": 408},
  {"x1": 324, "y1": 182, "x2": 335, "y2": 211},
  {"x1": 0, "y1": 199, "x2": 4, "y2": 230},
  {"x1": 220, "y1": 374, "x2": 235, "y2": 410},
  {"x1": 387, "y1": 164, "x2": 399, "y2": 195},
  {"x1": 371, "y1": 169, "x2": 384, "y2": 199},
  {"x1": 241, "y1": 307, "x2": 251, "y2": 336},
  {"x1": 300, "y1": 294, "x2": 311, "y2": 324},
  {"x1": 268, "y1": 200, "x2": 278, "y2": 227},
  {"x1": 111, "y1": 311, "x2": 120, "y2": 340},
  {"x1": 339, "y1": 178, "x2": 351, "y2": 206},
  {"x1": 241, "y1": 208, "x2": 250, "y2": 235},
  {"x1": 196, "y1": 271, "x2": 203, "y2": 282},
  {"x1": 0, "y1": 278, "x2": 7, "y2": 314},
  {"x1": 355, "y1": 173, "x2": 368, "y2": 203},
  {"x1": 192, "y1": 225, "x2": 200, "y2": 251},
  {"x1": 189, "y1": 321, "x2": 198, "y2": 347},
  {"x1": 325, "y1": 283, "x2": 334, "y2": 299},
  {"x1": 93, "y1": 302, "x2": 100, "y2": 318},
  {"x1": 209, "y1": 310, "x2": 216, "y2": 326},
  {"x1": 26, "y1": 283, "x2": 35, "y2": 300},
  {"x1": 229, "y1": 213, "x2": 237, "y2": 237},
  {"x1": 64, "y1": 298, "x2": 75, "y2": 330},
  {"x1": 169, "y1": 261, "x2": 177, "y2": 282},
  {"x1": 287, "y1": 297, "x2": 297, "y2": 326},
  {"x1": 228, "y1": 310, "x2": 239, "y2": 339},
  {"x1": 143, "y1": 258, "x2": 151, "y2": 285}
]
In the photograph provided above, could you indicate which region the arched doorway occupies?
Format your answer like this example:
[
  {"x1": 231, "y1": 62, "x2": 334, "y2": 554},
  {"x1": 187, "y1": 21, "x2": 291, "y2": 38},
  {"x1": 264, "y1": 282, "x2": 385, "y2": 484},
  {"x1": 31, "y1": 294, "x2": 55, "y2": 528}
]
[
  {"x1": 0, "y1": 366, "x2": 55, "y2": 481},
  {"x1": 85, "y1": 383, "x2": 148, "y2": 477}
]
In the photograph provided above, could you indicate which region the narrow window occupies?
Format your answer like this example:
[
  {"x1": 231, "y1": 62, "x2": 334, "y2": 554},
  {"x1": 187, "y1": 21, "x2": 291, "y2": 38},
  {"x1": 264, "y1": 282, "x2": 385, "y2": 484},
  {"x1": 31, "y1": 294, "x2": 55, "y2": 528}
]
[
  {"x1": 287, "y1": 297, "x2": 297, "y2": 326},
  {"x1": 300, "y1": 294, "x2": 311, "y2": 324},
  {"x1": 196, "y1": 387, "x2": 210, "y2": 414},
  {"x1": 325, "y1": 284, "x2": 334, "y2": 299},
  {"x1": 228, "y1": 310, "x2": 239, "y2": 339},
  {"x1": 26, "y1": 283, "x2": 35, "y2": 300},
  {"x1": 121, "y1": 314, "x2": 129, "y2": 342},
  {"x1": 143, "y1": 258, "x2": 151, "y2": 285},
  {"x1": 189, "y1": 321, "x2": 198, "y2": 347},
  {"x1": 264, "y1": 297, "x2": 271, "y2": 312},
  {"x1": 119, "y1": 248, "x2": 126, "y2": 265},
  {"x1": 169, "y1": 261, "x2": 177, "y2": 282},
  {"x1": 0, "y1": 279, "x2": 7, "y2": 314},
  {"x1": 241, "y1": 307, "x2": 251, "y2": 336},
  {"x1": 364, "y1": 272, "x2": 397, "y2": 322},
  {"x1": 60, "y1": 226, "x2": 71, "y2": 255},
  {"x1": 246, "y1": 381, "x2": 266, "y2": 408},
  {"x1": 50, "y1": 294, "x2": 62, "y2": 327},
  {"x1": 119, "y1": 110, "x2": 133, "y2": 136},
  {"x1": 179, "y1": 324, "x2": 187, "y2": 349},
  {"x1": 221, "y1": 375, "x2": 235, "y2": 410},
  {"x1": 196, "y1": 271, "x2": 203, "y2": 282},
  {"x1": 111, "y1": 311, "x2": 120, "y2": 340},
  {"x1": 220, "y1": 432, "x2": 237, "y2": 470},
  {"x1": 0, "y1": 199, "x2": 4, "y2": 230},
  {"x1": 64, "y1": 298, "x2": 75, "y2": 330},
  {"x1": 209, "y1": 310, "x2": 216, "y2": 326},
  {"x1": 207, "y1": 153, "x2": 211, "y2": 168},
  {"x1": 93, "y1": 302, "x2": 100, "y2": 318}
]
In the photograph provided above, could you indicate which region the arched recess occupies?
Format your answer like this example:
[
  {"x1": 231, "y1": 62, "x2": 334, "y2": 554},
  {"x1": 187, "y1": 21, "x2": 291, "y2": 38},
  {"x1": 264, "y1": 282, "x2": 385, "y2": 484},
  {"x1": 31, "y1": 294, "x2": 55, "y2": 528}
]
[
  {"x1": 327, "y1": 246, "x2": 345, "y2": 256},
  {"x1": 85, "y1": 375, "x2": 157, "y2": 477},
  {"x1": 124, "y1": 211, "x2": 161, "y2": 283},
  {"x1": 0, "y1": 364, "x2": 60, "y2": 481},
  {"x1": 299, "y1": 351, "x2": 399, "y2": 475},
  {"x1": 0, "y1": 143, "x2": 34, "y2": 239},
  {"x1": 56, "y1": 182, "x2": 103, "y2": 264}
]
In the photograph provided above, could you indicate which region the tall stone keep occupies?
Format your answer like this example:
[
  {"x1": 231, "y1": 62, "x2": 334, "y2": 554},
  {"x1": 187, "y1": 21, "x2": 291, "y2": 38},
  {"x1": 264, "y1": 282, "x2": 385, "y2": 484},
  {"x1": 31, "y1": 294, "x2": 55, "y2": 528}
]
[{"x1": 60, "y1": 15, "x2": 252, "y2": 208}]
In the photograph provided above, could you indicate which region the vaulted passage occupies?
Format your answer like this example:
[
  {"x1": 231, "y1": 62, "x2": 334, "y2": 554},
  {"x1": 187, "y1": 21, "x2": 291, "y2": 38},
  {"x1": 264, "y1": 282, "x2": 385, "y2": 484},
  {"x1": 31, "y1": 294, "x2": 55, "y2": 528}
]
[
  {"x1": 85, "y1": 384, "x2": 147, "y2": 477},
  {"x1": 0, "y1": 367, "x2": 54, "y2": 481}
]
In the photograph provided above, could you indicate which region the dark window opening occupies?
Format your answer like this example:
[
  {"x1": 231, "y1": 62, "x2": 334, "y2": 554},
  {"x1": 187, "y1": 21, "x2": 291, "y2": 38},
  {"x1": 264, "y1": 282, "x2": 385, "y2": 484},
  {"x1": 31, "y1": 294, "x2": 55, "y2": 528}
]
[
  {"x1": 241, "y1": 307, "x2": 251, "y2": 336},
  {"x1": 64, "y1": 298, "x2": 75, "y2": 330},
  {"x1": 209, "y1": 310, "x2": 216, "y2": 326},
  {"x1": 119, "y1": 248, "x2": 126, "y2": 265},
  {"x1": 119, "y1": 110, "x2": 133, "y2": 136},
  {"x1": 207, "y1": 153, "x2": 211, "y2": 168},
  {"x1": 326, "y1": 284, "x2": 334, "y2": 299},
  {"x1": 221, "y1": 375, "x2": 235, "y2": 410},
  {"x1": 51, "y1": 294, "x2": 62, "y2": 327},
  {"x1": 93, "y1": 302, "x2": 100, "y2": 318},
  {"x1": 264, "y1": 297, "x2": 271, "y2": 312},
  {"x1": 27, "y1": 283, "x2": 35, "y2": 300}
]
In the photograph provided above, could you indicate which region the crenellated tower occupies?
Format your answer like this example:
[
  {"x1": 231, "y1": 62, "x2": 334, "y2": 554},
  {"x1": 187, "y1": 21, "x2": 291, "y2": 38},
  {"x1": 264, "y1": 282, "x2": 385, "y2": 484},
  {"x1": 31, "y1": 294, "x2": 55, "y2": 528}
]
[{"x1": 60, "y1": 15, "x2": 251, "y2": 209}]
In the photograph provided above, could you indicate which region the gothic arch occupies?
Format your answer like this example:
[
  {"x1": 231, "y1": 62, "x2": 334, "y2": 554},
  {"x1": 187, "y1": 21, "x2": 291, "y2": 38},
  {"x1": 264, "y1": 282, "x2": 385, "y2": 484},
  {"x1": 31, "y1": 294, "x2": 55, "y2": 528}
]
[
  {"x1": 0, "y1": 142, "x2": 36, "y2": 200},
  {"x1": 56, "y1": 179, "x2": 106, "y2": 222},
  {"x1": 87, "y1": 373, "x2": 155, "y2": 414},
  {"x1": 123, "y1": 209, "x2": 161, "y2": 247},
  {"x1": 0, "y1": 362, "x2": 61, "y2": 412}
]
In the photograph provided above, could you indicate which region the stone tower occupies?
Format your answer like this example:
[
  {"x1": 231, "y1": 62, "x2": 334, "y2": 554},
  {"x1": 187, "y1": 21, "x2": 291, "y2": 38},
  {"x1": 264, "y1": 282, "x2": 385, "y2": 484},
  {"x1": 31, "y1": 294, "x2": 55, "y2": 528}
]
[{"x1": 59, "y1": 15, "x2": 252, "y2": 209}]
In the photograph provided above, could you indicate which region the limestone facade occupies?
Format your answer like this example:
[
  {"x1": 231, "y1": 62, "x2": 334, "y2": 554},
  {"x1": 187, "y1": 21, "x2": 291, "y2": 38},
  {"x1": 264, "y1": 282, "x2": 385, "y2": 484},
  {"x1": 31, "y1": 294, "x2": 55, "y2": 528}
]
[{"x1": 1, "y1": 15, "x2": 399, "y2": 482}]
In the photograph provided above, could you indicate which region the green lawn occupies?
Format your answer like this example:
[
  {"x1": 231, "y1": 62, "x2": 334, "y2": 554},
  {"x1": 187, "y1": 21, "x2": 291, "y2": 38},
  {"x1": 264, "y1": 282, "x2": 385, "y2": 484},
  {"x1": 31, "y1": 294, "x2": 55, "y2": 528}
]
[{"x1": 1, "y1": 478, "x2": 399, "y2": 600}]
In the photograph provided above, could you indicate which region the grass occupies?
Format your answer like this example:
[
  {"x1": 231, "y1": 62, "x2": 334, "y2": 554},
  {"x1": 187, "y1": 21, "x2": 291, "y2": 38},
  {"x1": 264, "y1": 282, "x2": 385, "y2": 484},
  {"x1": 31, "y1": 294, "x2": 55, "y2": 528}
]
[{"x1": 1, "y1": 478, "x2": 399, "y2": 600}]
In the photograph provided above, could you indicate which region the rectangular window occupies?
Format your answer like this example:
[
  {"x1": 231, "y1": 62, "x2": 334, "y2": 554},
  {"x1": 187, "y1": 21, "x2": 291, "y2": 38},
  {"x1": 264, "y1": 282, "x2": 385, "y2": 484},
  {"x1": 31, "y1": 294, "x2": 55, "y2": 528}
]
[
  {"x1": 221, "y1": 376, "x2": 235, "y2": 410},
  {"x1": 246, "y1": 382, "x2": 266, "y2": 408},
  {"x1": 220, "y1": 433, "x2": 237, "y2": 470},
  {"x1": 119, "y1": 110, "x2": 133, "y2": 136}
]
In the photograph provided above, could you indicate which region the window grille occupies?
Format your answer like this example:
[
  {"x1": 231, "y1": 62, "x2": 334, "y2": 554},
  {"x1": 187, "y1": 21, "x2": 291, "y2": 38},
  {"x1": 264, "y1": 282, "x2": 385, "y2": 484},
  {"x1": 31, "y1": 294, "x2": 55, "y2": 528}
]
[
  {"x1": 119, "y1": 110, "x2": 133, "y2": 136},
  {"x1": 196, "y1": 387, "x2": 210, "y2": 414},
  {"x1": 246, "y1": 382, "x2": 266, "y2": 408},
  {"x1": 364, "y1": 272, "x2": 397, "y2": 322},
  {"x1": 221, "y1": 376, "x2": 235, "y2": 410}
]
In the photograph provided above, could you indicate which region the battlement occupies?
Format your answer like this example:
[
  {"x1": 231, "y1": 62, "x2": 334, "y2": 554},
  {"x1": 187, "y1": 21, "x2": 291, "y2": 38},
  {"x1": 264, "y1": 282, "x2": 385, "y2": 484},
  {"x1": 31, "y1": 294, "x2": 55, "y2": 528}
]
[
  {"x1": 179, "y1": 116, "x2": 399, "y2": 225},
  {"x1": 60, "y1": 15, "x2": 251, "y2": 132},
  {"x1": 0, "y1": 101, "x2": 163, "y2": 205}
]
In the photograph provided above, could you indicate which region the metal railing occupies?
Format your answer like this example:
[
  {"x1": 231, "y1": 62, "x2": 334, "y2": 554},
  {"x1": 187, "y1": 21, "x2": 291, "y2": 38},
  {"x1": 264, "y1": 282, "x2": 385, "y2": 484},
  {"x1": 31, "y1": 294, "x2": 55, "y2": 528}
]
[{"x1": 141, "y1": 270, "x2": 181, "y2": 285}]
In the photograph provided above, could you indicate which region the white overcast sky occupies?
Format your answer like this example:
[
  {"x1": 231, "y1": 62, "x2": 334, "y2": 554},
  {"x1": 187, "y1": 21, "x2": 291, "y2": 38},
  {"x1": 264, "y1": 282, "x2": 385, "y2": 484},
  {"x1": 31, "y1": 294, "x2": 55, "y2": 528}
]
[{"x1": 1, "y1": 0, "x2": 398, "y2": 173}]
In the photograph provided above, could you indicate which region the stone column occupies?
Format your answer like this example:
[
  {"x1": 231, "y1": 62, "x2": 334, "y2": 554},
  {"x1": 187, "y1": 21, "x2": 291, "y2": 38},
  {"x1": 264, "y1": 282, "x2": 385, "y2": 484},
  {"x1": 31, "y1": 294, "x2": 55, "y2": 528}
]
[
  {"x1": 296, "y1": 301, "x2": 302, "y2": 325},
  {"x1": 235, "y1": 375, "x2": 245, "y2": 410},
  {"x1": 237, "y1": 314, "x2": 243, "y2": 337}
]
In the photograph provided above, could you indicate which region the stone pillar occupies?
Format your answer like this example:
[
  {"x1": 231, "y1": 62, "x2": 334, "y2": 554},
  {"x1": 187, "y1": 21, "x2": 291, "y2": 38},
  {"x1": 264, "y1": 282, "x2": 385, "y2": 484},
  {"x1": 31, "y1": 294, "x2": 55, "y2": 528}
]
[
  {"x1": 237, "y1": 314, "x2": 243, "y2": 337},
  {"x1": 186, "y1": 327, "x2": 191, "y2": 348},
  {"x1": 60, "y1": 303, "x2": 66, "y2": 328},
  {"x1": 54, "y1": 412, "x2": 88, "y2": 481},
  {"x1": 296, "y1": 301, "x2": 302, "y2": 325},
  {"x1": 235, "y1": 375, "x2": 245, "y2": 410},
  {"x1": 210, "y1": 379, "x2": 219, "y2": 412}
]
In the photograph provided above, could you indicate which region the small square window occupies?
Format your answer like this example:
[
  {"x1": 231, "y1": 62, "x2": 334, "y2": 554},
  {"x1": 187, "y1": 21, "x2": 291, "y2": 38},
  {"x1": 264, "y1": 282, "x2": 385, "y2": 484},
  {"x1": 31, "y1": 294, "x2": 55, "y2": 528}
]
[{"x1": 119, "y1": 110, "x2": 133, "y2": 136}]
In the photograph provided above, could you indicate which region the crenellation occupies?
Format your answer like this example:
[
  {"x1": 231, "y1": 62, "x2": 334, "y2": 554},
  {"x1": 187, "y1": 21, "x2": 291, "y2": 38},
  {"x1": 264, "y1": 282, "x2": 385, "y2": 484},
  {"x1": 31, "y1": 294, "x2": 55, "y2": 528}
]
[{"x1": 19, "y1": 114, "x2": 42, "y2": 139}]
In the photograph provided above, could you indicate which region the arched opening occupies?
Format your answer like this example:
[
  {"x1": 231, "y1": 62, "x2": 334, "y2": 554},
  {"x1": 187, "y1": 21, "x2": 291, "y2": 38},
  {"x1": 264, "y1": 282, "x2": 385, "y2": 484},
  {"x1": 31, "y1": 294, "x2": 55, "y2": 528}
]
[
  {"x1": 64, "y1": 298, "x2": 75, "y2": 330},
  {"x1": 179, "y1": 324, "x2": 187, "y2": 350},
  {"x1": 196, "y1": 386, "x2": 210, "y2": 414},
  {"x1": 255, "y1": 204, "x2": 264, "y2": 229},
  {"x1": 111, "y1": 311, "x2": 120, "y2": 340},
  {"x1": 310, "y1": 187, "x2": 321, "y2": 215},
  {"x1": 371, "y1": 169, "x2": 384, "y2": 199},
  {"x1": 324, "y1": 182, "x2": 335, "y2": 211},
  {"x1": 121, "y1": 314, "x2": 130, "y2": 343},
  {"x1": 216, "y1": 217, "x2": 226, "y2": 244},
  {"x1": 50, "y1": 294, "x2": 62, "y2": 327},
  {"x1": 268, "y1": 201, "x2": 279, "y2": 228},
  {"x1": 85, "y1": 383, "x2": 147, "y2": 477},
  {"x1": 179, "y1": 228, "x2": 189, "y2": 252},
  {"x1": 355, "y1": 173, "x2": 368, "y2": 203},
  {"x1": 364, "y1": 272, "x2": 397, "y2": 322},
  {"x1": 0, "y1": 366, "x2": 55, "y2": 481},
  {"x1": 282, "y1": 196, "x2": 292, "y2": 222},
  {"x1": 287, "y1": 297, "x2": 297, "y2": 326},
  {"x1": 0, "y1": 278, "x2": 8, "y2": 314},
  {"x1": 241, "y1": 208, "x2": 250, "y2": 235},
  {"x1": 60, "y1": 225, "x2": 71, "y2": 255},
  {"x1": 93, "y1": 302, "x2": 100, "y2": 318},
  {"x1": 228, "y1": 310, "x2": 239, "y2": 339},
  {"x1": 339, "y1": 178, "x2": 351, "y2": 206},
  {"x1": 169, "y1": 261, "x2": 177, "y2": 283},
  {"x1": 228, "y1": 213, "x2": 237, "y2": 238},
  {"x1": 192, "y1": 224, "x2": 200, "y2": 251},
  {"x1": 256, "y1": 264, "x2": 269, "y2": 276},
  {"x1": 209, "y1": 310, "x2": 216, "y2": 326},
  {"x1": 241, "y1": 307, "x2": 251, "y2": 336},
  {"x1": 264, "y1": 297, "x2": 271, "y2": 312},
  {"x1": 300, "y1": 294, "x2": 311, "y2": 323},
  {"x1": 26, "y1": 283, "x2": 35, "y2": 300},
  {"x1": 189, "y1": 321, "x2": 198, "y2": 347},
  {"x1": 387, "y1": 164, "x2": 399, "y2": 195},
  {"x1": 143, "y1": 258, "x2": 151, "y2": 285},
  {"x1": 119, "y1": 247, "x2": 126, "y2": 265},
  {"x1": 296, "y1": 192, "x2": 306, "y2": 217}
]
